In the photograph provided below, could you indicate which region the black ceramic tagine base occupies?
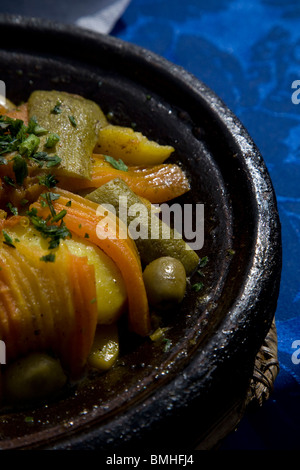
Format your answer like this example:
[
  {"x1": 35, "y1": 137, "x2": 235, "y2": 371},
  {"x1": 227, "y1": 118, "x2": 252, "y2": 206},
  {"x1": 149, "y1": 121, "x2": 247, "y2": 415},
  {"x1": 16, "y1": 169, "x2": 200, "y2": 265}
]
[{"x1": 0, "y1": 15, "x2": 281, "y2": 450}]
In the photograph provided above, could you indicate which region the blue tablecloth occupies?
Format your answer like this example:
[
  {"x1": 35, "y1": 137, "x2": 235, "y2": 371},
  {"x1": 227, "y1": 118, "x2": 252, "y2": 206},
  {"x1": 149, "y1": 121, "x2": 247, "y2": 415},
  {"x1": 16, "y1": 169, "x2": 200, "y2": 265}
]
[
  {"x1": 111, "y1": 0, "x2": 300, "y2": 450},
  {"x1": 1, "y1": 0, "x2": 299, "y2": 451}
]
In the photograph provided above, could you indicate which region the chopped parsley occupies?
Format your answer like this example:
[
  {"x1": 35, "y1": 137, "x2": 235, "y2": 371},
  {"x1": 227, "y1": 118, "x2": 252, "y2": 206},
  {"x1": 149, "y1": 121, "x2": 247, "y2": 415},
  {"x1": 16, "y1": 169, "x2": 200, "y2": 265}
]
[
  {"x1": 0, "y1": 117, "x2": 24, "y2": 155},
  {"x1": 51, "y1": 209, "x2": 67, "y2": 223},
  {"x1": 104, "y1": 155, "x2": 128, "y2": 172},
  {"x1": 192, "y1": 256, "x2": 208, "y2": 292},
  {"x1": 38, "y1": 173, "x2": 58, "y2": 188},
  {"x1": 26, "y1": 191, "x2": 71, "y2": 251},
  {"x1": 192, "y1": 282, "x2": 204, "y2": 292},
  {"x1": 27, "y1": 205, "x2": 71, "y2": 251},
  {"x1": 24, "y1": 416, "x2": 34, "y2": 424},
  {"x1": 68, "y1": 115, "x2": 77, "y2": 127},
  {"x1": 51, "y1": 101, "x2": 62, "y2": 115},
  {"x1": 40, "y1": 253, "x2": 56, "y2": 263},
  {"x1": 163, "y1": 338, "x2": 172, "y2": 352},
  {"x1": 3, "y1": 176, "x2": 16, "y2": 187},
  {"x1": 26, "y1": 116, "x2": 48, "y2": 136},
  {"x1": 0, "y1": 115, "x2": 61, "y2": 189},
  {"x1": 12, "y1": 154, "x2": 28, "y2": 185},
  {"x1": 199, "y1": 256, "x2": 209, "y2": 268},
  {"x1": 2, "y1": 230, "x2": 15, "y2": 248},
  {"x1": 0, "y1": 112, "x2": 71, "y2": 264},
  {"x1": 30, "y1": 151, "x2": 61, "y2": 168},
  {"x1": 18, "y1": 134, "x2": 40, "y2": 157},
  {"x1": 41, "y1": 192, "x2": 60, "y2": 217},
  {"x1": 45, "y1": 133, "x2": 60, "y2": 148},
  {"x1": 6, "y1": 202, "x2": 18, "y2": 215}
]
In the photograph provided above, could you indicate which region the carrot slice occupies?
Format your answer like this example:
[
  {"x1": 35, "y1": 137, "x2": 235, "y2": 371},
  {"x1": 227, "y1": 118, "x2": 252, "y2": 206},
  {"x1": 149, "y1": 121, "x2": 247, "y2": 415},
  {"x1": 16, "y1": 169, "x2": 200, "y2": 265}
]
[
  {"x1": 30, "y1": 188, "x2": 151, "y2": 337},
  {"x1": 3, "y1": 102, "x2": 29, "y2": 125},
  {"x1": 0, "y1": 222, "x2": 98, "y2": 375},
  {"x1": 57, "y1": 155, "x2": 190, "y2": 203},
  {"x1": 67, "y1": 254, "x2": 98, "y2": 376}
]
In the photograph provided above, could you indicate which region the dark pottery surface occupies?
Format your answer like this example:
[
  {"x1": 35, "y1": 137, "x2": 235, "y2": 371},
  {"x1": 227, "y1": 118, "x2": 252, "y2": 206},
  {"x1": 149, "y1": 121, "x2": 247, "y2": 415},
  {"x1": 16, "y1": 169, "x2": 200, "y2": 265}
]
[{"x1": 0, "y1": 15, "x2": 281, "y2": 450}]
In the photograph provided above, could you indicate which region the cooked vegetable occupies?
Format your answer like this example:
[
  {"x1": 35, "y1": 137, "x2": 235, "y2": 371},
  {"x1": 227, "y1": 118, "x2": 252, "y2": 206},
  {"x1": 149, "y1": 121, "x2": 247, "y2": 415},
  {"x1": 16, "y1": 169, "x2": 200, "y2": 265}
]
[
  {"x1": 94, "y1": 124, "x2": 174, "y2": 165},
  {"x1": 85, "y1": 178, "x2": 199, "y2": 275},
  {"x1": 143, "y1": 257, "x2": 187, "y2": 308},
  {"x1": 57, "y1": 154, "x2": 190, "y2": 203},
  {"x1": 88, "y1": 324, "x2": 119, "y2": 371},
  {"x1": 27, "y1": 90, "x2": 107, "y2": 179},
  {"x1": 3, "y1": 352, "x2": 67, "y2": 404},
  {"x1": 30, "y1": 188, "x2": 151, "y2": 337},
  {"x1": 0, "y1": 218, "x2": 98, "y2": 377},
  {"x1": 65, "y1": 234, "x2": 127, "y2": 325},
  {"x1": 4, "y1": 102, "x2": 29, "y2": 125}
]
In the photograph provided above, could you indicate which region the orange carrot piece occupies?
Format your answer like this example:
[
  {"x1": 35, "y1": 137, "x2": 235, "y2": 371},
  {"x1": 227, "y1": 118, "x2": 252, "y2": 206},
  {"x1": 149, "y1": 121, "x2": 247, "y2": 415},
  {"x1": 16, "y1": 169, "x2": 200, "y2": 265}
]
[
  {"x1": 3, "y1": 102, "x2": 29, "y2": 125},
  {"x1": 30, "y1": 188, "x2": 151, "y2": 337},
  {"x1": 0, "y1": 215, "x2": 28, "y2": 231},
  {"x1": 57, "y1": 155, "x2": 190, "y2": 203},
  {"x1": 0, "y1": 220, "x2": 98, "y2": 374},
  {"x1": 67, "y1": 254, "x2": 98, "y2": 376}
]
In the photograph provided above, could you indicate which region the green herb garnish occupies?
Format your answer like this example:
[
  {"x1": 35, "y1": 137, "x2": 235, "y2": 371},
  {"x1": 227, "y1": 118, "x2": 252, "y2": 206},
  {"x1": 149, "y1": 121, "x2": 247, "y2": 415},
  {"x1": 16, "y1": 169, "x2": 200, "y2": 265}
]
[
  {"x1": 3, "y1": 176, "x2": 16, "y2": 187},
  {"x1": 12, "y1": 154, "x2": 28, "y2": 185},
  {"x1": 40, "y1": 192, "x2": 60, "y2": 218},
  {"x1": 192, "y1": 281, "x2": 204, "y2": 292},
  {"x1": 26, "y1": 116, "x2": 48, "y2": 136},
  {"x1": 45, "y1": 133, "x2": 60, "y2": 148},
  {"x1": 18, "y1": 134, "x2": 40, "y2": 157},
  {"x1": 38, "y1": 173, "x2": 58, "y2": 188},
  {"x1": 163, "y1": 338, "x2": 172, "y2": 352},
  {"x1": 51, "y1": 209, "x2": 67, "y2": 223},
  {"x1": 26, "y1": 206, "x2": 71, "y2": 251},
  {"x1": 104, "y1": 155, "x2": 128, "y2": 172},
  {"x1": 2, "y1": 230, "x2": 15, "y2": 248},
  {"x1": 199, "y1": 256, "x2": 209, "y2": 268},
  {"x1": 51, "y1": 101, "x2": 62, "y2": 115},
  {"x1": 0, "y1": 115, "x2": 61, "y2": 189},
  {"x1": 68, "y1": 115, "x2": 77, "y2": 127},
  {"x1": 30, "y1": 151, "x2": 61, "y2": 168},
  {"x1": 6, "y1": 202, "x2": 18, "y2": 215},
  {"x1": 40, "y1": 253, "x2": 56, "y2": 263},
  {"x1": 24, "y1": 416, "x2": 34, "y2": 424}
]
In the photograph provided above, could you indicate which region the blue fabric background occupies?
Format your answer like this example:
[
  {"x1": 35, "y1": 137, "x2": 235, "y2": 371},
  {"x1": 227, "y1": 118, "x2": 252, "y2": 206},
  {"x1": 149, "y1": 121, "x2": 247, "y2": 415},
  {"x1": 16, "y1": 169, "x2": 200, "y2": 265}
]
[
  {"x1": 111, "y1": 0, "x2": 300, "y2": 450},
  {"x1": 0, "y1": 0, "x2": 299, "y2": 451}
]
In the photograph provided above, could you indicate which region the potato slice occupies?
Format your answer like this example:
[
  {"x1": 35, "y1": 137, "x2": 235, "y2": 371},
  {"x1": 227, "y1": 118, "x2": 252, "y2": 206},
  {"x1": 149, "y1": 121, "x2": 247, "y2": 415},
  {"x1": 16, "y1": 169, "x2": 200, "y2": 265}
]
[
  {"x1": 95, "y1": 124, "x2": 174, "y2": 165},
  {"x1": 64, "y1": 235, "x2": 127, "y2": 325}
]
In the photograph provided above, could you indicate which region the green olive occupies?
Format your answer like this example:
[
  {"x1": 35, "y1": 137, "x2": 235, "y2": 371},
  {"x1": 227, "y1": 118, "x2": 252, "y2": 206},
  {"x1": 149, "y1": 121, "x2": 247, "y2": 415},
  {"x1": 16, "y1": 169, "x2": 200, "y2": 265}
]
[
  {"x1": 143, "y1": 256, "x2": 187, "y2": 308},
  {"x1": 4, "y1": 352, "x2": 67, "y2": 404}
]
